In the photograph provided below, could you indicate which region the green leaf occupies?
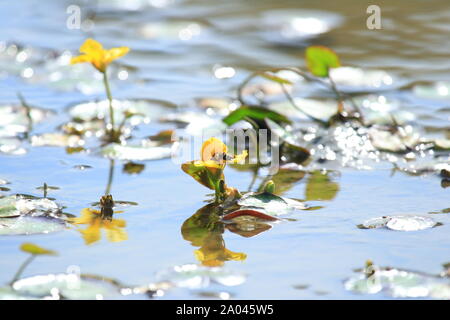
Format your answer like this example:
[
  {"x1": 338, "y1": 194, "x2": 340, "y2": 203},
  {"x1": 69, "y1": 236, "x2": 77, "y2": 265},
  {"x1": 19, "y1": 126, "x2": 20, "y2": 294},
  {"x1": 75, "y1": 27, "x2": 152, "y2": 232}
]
[
  {"x1": 305, "y1": 46, "x2": 340, "y2": 77},
  {"x1": 258, "y1": 72, "x2": 293, "y2": 85},
  {"x1": 20, "y1": 243, "x2": 57, "y2": 256},
  {"x1": 181, "y1": 161, "x2": 224, "y2": 190},
  {"x1": 223, "y1": 106, "x2": 291, "y2": 126}
]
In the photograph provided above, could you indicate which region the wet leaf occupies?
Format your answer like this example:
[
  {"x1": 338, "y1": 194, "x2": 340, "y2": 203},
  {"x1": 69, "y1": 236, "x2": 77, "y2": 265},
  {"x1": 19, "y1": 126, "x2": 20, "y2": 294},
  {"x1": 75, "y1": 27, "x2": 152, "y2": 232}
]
[
  {"x1": 31, "y1": 133, "x2": 83, "y2": 147},
  {"x1": 0, "y1": 216, "x2": 66, "y2": 236},
  {"x1": 181, "y1": 161, "x2": 224, "y2": 190},
  {"x1": 11, "y1": 273, "x2": 119, "y2": 300},
  {"x1": 358, "y1": 215, "x2": 438, "y2": 231},
  {"x1": 345, "y1": 263, "x2": 450, "y2": 299},
  {"x1": 238, "y1": 191, "x2": 306, "y2": 216},
  {"x1": 305, "y1": 171, "x2": 339, "y2": 201},
  {"x1": 222, "y1": 106, "x2": 291, "y2": 127},
  {"x1": 100, "y1": 143, "x2": 172, "y2": 161},
  {"x1": 20, "y1": 243, "x2": 57, "y2": 256},
  {"x1": 68, "y1": 99, "x2": 172, "y2": 125},
  {"x1": 0, "y1": 195, "x2": 61, "y2": 218},
  {"x1": 155, "y1": 264, "x2": 246, "y2": 289},
  {"x1": 305, "y1": 46, "x2": 340, "y2": 77}
]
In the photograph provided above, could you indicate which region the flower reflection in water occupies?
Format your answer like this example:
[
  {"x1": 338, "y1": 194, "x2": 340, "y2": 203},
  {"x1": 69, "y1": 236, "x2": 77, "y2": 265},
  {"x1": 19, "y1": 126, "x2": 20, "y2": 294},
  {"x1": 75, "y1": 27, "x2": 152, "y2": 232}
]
[
  {"x1": 70, "y1": 195, "x2": 128, "y2": 245},
  {"x1": 182, "y1": 204, "x2": 253, "y2": 267}
]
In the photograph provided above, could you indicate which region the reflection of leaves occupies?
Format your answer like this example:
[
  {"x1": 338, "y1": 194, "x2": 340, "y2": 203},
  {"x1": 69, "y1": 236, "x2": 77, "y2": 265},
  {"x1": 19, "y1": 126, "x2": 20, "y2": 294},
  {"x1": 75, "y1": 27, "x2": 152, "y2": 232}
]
[
  {"x1": 222, "y1": 105, "x2": 291, "y2": 127},
  {"x1": 123, "y1": 162, "x2": 145, "y2": 175},
  {"x1": 20, "y1": 243, "x2": 57, "y2": 256},
  {"x1": 305, "y1": 46, "x2": 340, "y2": 78},
  {"x1": 259, "y1": 169, "x2": 305, "y2": 195},
  {"x1": 181, "y1": 204, "x2": 246, "y2": 267},
  {"x1": 305, "y1": 171, "x2": 339, "y2": 201}
]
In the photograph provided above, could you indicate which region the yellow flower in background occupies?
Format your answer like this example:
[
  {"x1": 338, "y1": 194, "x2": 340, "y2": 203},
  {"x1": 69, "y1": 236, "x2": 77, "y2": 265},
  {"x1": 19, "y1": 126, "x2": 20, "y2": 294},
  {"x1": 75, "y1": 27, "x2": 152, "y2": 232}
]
[
  {"x1": 70, "y1": 38, "x2": 129, "y2": 73},
  {"x1": 70, "y1": 208, "x2": 128, "y2": 245}
]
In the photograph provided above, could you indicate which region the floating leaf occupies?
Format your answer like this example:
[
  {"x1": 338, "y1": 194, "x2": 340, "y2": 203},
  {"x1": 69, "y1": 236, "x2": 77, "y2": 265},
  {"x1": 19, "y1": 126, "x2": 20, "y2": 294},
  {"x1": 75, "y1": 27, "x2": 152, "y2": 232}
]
[
  {"x1": 11, "y1": 273, "x2": 119, "y2": 300},
  {"x1": 305, "y1": 171, "x2": 339, "y2": 201},
  {"x1": 345, "y1": 263, "x2": 450, "y2": 299},
  {"x1": 20, "y1": 243, "x2": 57, "y2": 256},
  {"x1": 155, "y1": 264, "x2": 246, "y2": 289},
  {"x1": 369, "y1": 126, "x2": 420, "y2": 153},
  {"x1": 0, "y1": 216, "x2": 66, "y2": 236},
  {"x1": 358, "y1": 215, "x2": 438, "y2": 231},
  {"x1": 0, "y1": 195, "x2": 61, "y2": 218},
  {"x1": 238, "y1": 191, "x2": 306, "y2": 216},
  {"x1": 31, "y1": 133, "x2": 83, "y2": 147},
  {"x1": 222, "y1": 106, "x2": 291, "y2": 127},
  {"x1": 100, "y1": 143, "x2": 172, "y2": 161},
  {"x1": 305, "y1": 46, "x2": 340, "y2": 77},
  {"x1": 68, "y1": 99, "x2": 172, "y2": 125},
  {"x1": 329, "y1": 67, "x2": 398, "y2": 93}
]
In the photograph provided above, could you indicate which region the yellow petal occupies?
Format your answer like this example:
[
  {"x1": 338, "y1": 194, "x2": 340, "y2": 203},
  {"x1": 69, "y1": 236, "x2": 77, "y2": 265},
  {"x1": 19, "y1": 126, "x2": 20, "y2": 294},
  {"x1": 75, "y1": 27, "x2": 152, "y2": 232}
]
[
  {"x1": 79, "y1": 38, "x2": 104, "y2": 55},
  {"x1": 70, "y1": 54, "x2": 92, "y2": 65},
  {"x1": 201, "y1": 137, "x2": 227, "y2": 161},
  {"x1": 104, "y1": 47, "x2": 130, "y2": 64},
  {"x1": 224, "y1": 249, "x2": 247, "y2": 261},
  {"x1": 228, "y1": 150, "x2": 248, "y2": 164}
]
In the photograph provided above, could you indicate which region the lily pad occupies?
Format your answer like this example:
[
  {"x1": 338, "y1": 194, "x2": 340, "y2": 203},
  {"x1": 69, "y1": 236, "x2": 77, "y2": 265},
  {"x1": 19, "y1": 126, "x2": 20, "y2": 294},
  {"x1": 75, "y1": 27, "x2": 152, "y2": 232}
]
[
  {"x1": 358, "y1": 215, "x2": 438, "y2": 231},
  {"x1": 68, "y1": 99, "x2": 172, "y2": 125},
  {"x1": 369, "y1": 126, "x2": 420, "y2": 153},
  {"x1": 155, "y1": 264, "x2": 246, "y2": 289},
  {"x1": 345, "y1": 265, "x2": 450, "y2": 299},
  {"x1": 0, "y1": 195, "x2": 61, "y2": 218},
  {"x1": 0, "y1": 216, "x2": 66, "y2": 235},
  {"x1": 100, "y1": 143, "x2": 172, "y2": 161},
  {"x1": 238, "y1": 191, "x2": 306, "y2": 216},
  {"x1": 11, "y1": 273, "x2": 119, "y2": 300},
  {"x1": 0, "y1": 104, "x2": 54, "y2": 138},
  {"x1": 31, "y1": 133, "x2": 83, "y2": 147}
]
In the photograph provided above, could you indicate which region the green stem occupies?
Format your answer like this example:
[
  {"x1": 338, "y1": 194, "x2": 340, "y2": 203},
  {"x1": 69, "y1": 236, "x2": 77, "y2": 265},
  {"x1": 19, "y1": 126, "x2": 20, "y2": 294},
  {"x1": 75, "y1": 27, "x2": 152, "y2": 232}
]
[
  {"x1": 103, "y1": 71, "x2": 115, "y2": 132},
  {"x1": 105, "y1": 159, "x2": 115, "y2": 196},
  {"x1": 10, "y1": 255, "x2": 35, "y2": 286}
]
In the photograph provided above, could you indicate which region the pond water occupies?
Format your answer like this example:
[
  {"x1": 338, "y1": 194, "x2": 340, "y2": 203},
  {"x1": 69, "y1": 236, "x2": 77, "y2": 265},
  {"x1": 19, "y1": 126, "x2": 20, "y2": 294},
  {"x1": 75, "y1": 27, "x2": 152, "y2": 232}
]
[{"x1": 0, "y1": 0, "x2": 449, "y2": 299}]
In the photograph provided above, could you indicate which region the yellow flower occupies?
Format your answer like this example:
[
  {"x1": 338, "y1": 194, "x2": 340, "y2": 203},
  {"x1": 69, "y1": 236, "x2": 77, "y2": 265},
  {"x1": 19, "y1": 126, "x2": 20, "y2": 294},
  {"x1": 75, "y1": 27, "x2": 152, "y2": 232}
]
[
  {"x1": 70, "y1": 208, "x2": 128, "y2": 245},
  {"x1": 200, "y1": 137, "x2": 247, "y2": 165},
  {"x1": 70, "y1": 39, "x2": 130, "y2": 73}
]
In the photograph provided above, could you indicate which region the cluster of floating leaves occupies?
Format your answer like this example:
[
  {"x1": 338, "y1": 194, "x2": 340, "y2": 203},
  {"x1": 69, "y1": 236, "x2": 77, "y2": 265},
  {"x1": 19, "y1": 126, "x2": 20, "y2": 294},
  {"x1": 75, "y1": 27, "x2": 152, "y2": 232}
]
[{"x1": 345, "y1": 261, "x2": 450, "y2": 299}]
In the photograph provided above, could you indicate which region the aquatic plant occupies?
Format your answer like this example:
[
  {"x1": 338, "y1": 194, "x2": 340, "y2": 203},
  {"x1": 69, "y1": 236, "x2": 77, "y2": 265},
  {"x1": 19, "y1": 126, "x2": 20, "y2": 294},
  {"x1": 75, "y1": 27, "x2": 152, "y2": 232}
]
[
  {"x1": 71, "y1": 39, "x2": 130, "y2": 142},
  {"x1": 9, "y1": 243, "x2": 57, "y2": 286},
  {"x1": 181, "y1": 138, "x2": 247, "y2": 203}
]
